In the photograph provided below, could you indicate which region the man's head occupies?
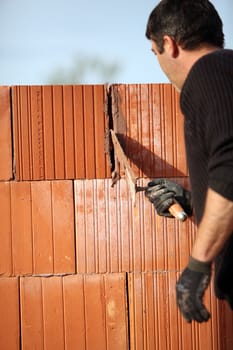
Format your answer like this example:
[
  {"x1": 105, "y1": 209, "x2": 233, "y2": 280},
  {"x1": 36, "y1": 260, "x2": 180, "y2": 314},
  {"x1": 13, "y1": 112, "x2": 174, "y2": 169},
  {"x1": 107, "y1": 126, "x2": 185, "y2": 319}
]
[
  {"x1": 146, "y1": 0, "x2": 224, "y2": 53},
  {"x1": 146, "y1": 0, "x2": 224, "y2": 90}
]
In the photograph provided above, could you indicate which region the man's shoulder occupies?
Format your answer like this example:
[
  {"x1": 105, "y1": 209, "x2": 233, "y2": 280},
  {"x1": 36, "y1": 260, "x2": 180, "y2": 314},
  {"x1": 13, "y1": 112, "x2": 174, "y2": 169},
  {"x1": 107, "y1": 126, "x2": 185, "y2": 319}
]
[
  {"x1": 193, "y1": 49, "x2": 233, "y2": 73},
  {"x1": 183, "y1": 49, "x2": 233, "y2": 91},
  {"x1": 181, "y1": 49, "x2": 233, "y2": 111},
  {"x1": 198, "y1": 48, "x2": 233, "y2": 64}
]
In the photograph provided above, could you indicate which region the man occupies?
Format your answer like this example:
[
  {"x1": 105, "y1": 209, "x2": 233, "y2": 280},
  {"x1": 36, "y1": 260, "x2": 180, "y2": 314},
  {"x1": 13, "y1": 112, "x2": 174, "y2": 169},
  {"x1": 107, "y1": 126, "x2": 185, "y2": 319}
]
[{"x1": 145, "y1": 0, "x2": 233, "y2": 323}]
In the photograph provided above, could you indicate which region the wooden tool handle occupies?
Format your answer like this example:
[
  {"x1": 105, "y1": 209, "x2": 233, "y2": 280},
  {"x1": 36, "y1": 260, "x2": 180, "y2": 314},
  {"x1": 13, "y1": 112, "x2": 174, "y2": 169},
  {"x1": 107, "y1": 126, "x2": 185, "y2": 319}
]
[{"x1": 168, "y1": 200, "x2": 188, "y2": 222}]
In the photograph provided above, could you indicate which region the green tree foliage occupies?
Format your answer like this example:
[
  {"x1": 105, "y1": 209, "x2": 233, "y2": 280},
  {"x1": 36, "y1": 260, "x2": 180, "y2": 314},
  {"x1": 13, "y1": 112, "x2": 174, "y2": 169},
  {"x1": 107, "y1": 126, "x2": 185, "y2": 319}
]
[{"x1": 47, "y1": 54, "x2": 121, "y2": 84}]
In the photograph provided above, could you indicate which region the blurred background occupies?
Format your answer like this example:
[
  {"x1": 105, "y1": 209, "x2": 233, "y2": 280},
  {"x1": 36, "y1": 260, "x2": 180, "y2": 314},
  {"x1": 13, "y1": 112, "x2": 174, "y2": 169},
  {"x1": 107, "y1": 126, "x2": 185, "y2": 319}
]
[{"x1": 1, "y1": 0, "x2": 233, "y2": 85}]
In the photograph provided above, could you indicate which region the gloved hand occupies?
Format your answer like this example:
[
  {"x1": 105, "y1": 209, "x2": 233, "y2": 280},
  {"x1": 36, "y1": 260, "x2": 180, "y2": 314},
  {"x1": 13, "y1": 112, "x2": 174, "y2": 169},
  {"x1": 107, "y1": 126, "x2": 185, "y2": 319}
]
[
  {"x1": 176, "y1": 256, "x2": 211, "y2": 323},
  {"x1": 145, "y1": 178, "x2": 192, "y2": 218}
]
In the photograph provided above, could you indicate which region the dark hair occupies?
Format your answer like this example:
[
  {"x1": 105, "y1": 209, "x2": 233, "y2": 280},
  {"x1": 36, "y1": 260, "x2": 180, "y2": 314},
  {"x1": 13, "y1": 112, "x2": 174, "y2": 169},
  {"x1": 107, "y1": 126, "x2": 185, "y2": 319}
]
[{"x1": 146, "y1": 0, "x2": 224, "y2": 53}]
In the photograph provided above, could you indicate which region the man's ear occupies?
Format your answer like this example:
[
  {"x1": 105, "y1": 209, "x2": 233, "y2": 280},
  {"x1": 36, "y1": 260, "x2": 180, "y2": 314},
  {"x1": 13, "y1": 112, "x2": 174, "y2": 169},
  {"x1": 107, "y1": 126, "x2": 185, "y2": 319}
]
[{"x1": 163, "y1": 35, "x2": 179, "y2": 58}]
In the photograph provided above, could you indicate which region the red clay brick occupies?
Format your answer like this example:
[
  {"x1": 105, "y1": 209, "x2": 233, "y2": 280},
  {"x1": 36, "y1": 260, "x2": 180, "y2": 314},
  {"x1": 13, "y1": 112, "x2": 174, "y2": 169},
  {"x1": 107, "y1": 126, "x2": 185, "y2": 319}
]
[
  {"x1": 12, "y1": 85, "x2": 108, "y2": 180},
  {"x1": 114, "y1": 83, "x2": 187, "y2": 178},
  {"x1": 20, "y1": 274, "x2": 128, "y2": 350},
  {"x1": 0, "y1": 278, "x2": 20, "y2": 350},
  {"x1": 128, "y1": 272, "x2": 233, "y2": 350},
  {"x1": 0, "y1": 180, "x2": 75, "y2": 276},
  {"x1": 74, "y1": 178, "x2": 193, "y2": 274},
  {"x1": 0, "y1": 86, "x2": 12, "y2": 180}
]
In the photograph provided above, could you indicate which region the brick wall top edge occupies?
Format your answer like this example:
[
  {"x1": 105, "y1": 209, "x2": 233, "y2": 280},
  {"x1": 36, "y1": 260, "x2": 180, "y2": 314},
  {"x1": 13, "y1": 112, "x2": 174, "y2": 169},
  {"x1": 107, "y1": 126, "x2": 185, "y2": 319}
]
[{"x1": 1, "y1": 83, "x2": 173, "y2": 88}]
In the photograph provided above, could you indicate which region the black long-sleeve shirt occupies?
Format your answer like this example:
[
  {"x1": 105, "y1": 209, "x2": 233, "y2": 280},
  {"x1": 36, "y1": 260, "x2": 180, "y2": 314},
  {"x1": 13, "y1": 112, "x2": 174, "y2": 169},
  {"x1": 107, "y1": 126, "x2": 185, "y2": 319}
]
[
  {"x1": 180, "y1": 49, "x2": 233, "y2": 305},
  {"x1": 181, "y1": 49, "x2": 233, "y2": 224}
]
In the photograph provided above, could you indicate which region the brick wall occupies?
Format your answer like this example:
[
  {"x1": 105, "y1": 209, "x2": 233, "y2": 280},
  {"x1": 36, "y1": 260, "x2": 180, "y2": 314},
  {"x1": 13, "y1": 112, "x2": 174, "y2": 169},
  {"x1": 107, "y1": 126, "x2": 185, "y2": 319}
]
[{"x1": 0, "y1": 84, "x2": 232, "y2": 349}]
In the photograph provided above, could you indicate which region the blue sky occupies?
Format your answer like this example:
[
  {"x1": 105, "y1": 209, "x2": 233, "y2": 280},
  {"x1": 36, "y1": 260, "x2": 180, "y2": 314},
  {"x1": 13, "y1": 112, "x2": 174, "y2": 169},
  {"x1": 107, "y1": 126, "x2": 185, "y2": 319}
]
[{"x1": 1, "y1": 0, "x2": 233, "y2": 85}]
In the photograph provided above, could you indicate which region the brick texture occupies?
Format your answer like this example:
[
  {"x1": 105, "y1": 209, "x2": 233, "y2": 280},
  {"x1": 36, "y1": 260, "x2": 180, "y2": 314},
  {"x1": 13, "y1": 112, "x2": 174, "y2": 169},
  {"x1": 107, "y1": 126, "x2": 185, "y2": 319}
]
[
  {"x1": 0, "y1": 86, "x2": 12, "y2": 180},
  {"x1": 0, "y1": 84, "x2": 232, "y2": 350}
]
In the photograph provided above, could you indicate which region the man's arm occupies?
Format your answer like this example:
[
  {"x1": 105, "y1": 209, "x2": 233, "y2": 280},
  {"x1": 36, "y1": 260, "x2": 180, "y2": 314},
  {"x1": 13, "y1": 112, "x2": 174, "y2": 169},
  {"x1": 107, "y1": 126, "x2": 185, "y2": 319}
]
[
  {"x1": 145, "y1": 180, "x2": 233, "y2": 322},
  {"x1": 176, "y1": 187, "x2": 233, "y2": 323},
  {"x1": 192, "y1": 188, "x2": 233, "y2": 262}
]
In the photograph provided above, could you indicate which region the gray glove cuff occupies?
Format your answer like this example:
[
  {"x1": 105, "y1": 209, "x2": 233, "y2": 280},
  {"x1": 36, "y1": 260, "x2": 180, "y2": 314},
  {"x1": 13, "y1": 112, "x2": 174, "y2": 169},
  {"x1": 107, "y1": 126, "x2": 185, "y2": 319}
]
[{"x1": 188, "y1": 256, "x2": 211, "y2": 274}]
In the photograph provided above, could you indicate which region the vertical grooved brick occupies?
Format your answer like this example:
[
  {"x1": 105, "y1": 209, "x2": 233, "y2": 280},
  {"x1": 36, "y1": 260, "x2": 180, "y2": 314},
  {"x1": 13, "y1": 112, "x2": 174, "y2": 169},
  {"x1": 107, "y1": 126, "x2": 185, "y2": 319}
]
[
  {"x1": 20, "y1": 274, "x2": 128, "y2": 350},
  {"x1": 12, "y1": 85, "x2": 108, "y2": 180},
  {"x1": 0, "y1": 86, "x2": 12, "y2": 180},
  {"x1": 75, "y1": 178, "x2": 194, "y2": 274},
  {"x1": 0, "y1": 181, "x2": 75, "y2": 276},
  {"x1": 128, "y1": 272, "x2": 233, "y2": 350},
  {"x1": 0, "y1": 278, "x2": 19, "y2": 350}
]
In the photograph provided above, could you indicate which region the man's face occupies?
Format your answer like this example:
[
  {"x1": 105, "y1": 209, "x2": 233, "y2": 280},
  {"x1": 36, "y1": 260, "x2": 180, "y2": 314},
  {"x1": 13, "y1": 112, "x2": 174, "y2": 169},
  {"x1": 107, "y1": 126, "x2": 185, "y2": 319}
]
[
  {"x1": 151, "y1": 39, "x2": 180, "y2": 91},
  {"x1": 151, "y1": 40, "x2": 172, "y2": 79}
]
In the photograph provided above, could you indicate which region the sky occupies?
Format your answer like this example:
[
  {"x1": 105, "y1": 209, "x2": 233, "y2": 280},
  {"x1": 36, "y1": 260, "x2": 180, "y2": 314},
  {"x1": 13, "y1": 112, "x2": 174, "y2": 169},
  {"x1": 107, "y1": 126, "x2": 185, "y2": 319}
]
[{"x1": 1, "y1": 0, "x2": 233, "y2": 85}]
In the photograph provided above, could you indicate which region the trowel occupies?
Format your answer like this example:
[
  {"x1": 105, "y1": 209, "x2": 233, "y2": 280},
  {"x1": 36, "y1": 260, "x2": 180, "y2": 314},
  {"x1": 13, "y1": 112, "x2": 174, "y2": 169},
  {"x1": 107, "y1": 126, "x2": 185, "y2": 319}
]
[{"x1": 110, "y1": 129, "x2": 187, "y2": 222}]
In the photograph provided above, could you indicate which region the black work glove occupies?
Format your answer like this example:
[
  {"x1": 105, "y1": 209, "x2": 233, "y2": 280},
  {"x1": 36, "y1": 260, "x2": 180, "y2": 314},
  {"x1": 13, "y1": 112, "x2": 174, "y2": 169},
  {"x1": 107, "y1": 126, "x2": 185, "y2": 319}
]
[
  {"x1": 176, "y1": 256, "x2": 211, "y2": 323},
  {"x1": 145, "y1": 178, "x2": 192, "y2": 218}
]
